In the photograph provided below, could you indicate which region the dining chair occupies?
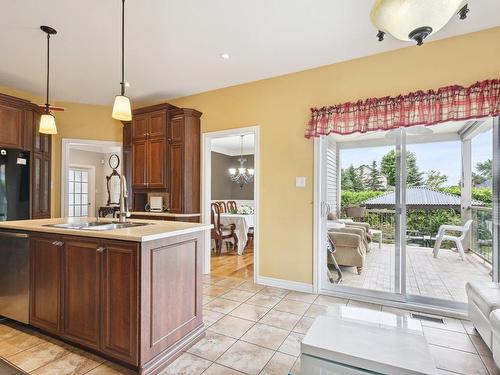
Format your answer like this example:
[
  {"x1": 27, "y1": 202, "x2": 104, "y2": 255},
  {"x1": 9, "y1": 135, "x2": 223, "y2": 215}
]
[
  {"x1": 227, "y1": 200, "x2": 237, "y2": 213},
  {"x1": 216, "y1": 201, "x2": 227, "y2": 213},
  {"x1": 211, "y1": 203, "x2": 238, "y2": 255}
]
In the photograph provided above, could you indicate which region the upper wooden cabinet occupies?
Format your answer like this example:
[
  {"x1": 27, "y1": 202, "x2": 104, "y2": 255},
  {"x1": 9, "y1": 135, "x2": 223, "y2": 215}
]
[
  {"x1": 0, "y1": 93, "x2": 34, "y2": 150},
  {"x1": 168, "y1": 109, "x2": 201, "y2": 214},
  {"x1": 123, "y1": 104, "x2": 201, "y2": 215},
  {"x1": 130, "y1": 105, "x2": 176, "y2": 190}
]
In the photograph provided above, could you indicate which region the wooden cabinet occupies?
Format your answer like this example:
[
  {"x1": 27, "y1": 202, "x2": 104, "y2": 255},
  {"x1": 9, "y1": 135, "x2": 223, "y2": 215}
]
[
  {"x1": 130, "y1": 107, "x2": 174, "y2": 189},
  {"x1": 30, "y1": 236, "x2": 62, "y2": 334},
  {"x1": 123, "y1": 104, "x2": 201, "y2": 215},
  {"x1": 0, "y1": 103, "x2": 23, "y2": 148},
  {"x1": 29, "y1": 234, "x2": 139, "y2": 365},
  {"x1": 132, "y1": 140, "x2": 148, "y2": 188},
  {"x1": 62, "y1": 238, "x2": 101, "y2": 349},
  {"x1": 32, "y1": 109, "x2": 51, "y2": 219},
  {"x1": 101, "y1": 241, "x2": 138, "y2": 363},
  {"x1": 147, "y1": 138, "x2": 166, "y2": 188},
  {"x1": 168, "y1": 109, "x2": 201, "y2": 214},
  {"x1": 27, "y1": 230, "x2": 204, "y2": 374}
]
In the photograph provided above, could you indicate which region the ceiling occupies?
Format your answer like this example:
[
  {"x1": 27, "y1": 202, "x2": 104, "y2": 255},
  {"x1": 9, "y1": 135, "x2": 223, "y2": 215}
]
[
  {"x1": 1, "y1": 1, "x2": 499, "y2": 105},
  {"x1": 212, "y1": 135, "x2": 254, "y2": 156}
]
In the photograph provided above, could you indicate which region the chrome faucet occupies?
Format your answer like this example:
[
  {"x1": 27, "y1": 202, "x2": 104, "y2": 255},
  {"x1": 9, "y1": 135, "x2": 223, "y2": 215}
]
[{"x1": 118, "y1": 175, "x2": 130, "y2": 223}]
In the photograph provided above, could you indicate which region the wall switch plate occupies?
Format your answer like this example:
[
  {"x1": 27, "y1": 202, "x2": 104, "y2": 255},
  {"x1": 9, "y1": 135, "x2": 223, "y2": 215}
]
[{"x1": 296, "y1": 176, "x2": 306, "y2": 188}]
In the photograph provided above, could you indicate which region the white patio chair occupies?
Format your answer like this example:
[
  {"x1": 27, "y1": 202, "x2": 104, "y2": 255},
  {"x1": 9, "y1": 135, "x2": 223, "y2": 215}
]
[{"x1": 433, "y1": 219, "x2": 473, "y2": 260}]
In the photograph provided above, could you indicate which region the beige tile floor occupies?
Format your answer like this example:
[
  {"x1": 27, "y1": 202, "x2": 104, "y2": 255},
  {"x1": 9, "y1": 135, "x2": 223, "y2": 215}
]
[
  {"x1": 340, "y1": 245, "x2": 492, "y2": 302},
  {"x1": 0, "y1": 273, "x2": 499, "y2": 374}
]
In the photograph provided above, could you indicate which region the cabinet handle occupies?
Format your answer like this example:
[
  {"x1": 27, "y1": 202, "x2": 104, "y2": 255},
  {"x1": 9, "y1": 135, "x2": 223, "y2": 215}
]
[
  {"x1": 168, "y1": 138, "x2": 172, "y2": 143},
  {"x1": 52, "y1": 240, "x2": 64, "y2": 247},
  {"x1": 96, "y1": 246, "x2": 106, "y2": 253}
]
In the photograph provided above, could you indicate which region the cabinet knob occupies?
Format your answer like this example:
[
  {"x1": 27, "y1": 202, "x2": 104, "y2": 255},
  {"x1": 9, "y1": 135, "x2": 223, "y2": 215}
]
[
  {"x1": 168, "y1": 138, "x2": 172, "y2": 143},
  {"x1": 52, "y1": 240, "x2": 64, "y2": 247},
  {"x1": 96, "y1": 246, "x2": 106, "y2": 253}
]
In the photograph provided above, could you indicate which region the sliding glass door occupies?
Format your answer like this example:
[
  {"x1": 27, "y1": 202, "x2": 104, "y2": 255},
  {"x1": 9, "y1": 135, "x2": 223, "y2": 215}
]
[{"x1": 317, "y1": 118, "x2": 499, "y2": 311}]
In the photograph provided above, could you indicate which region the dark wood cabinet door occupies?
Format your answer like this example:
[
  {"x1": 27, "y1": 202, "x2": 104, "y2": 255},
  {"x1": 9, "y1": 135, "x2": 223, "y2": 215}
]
[
  {"x1": 169, "y1": 143, "x2": 184, "y2": 213},
  {"x1": 32, "y1": 153, "x2": 51, "y2": 219},
  {"x1": 149, "y1": 111, "x2": 166, "y2": 139},
  {"x1": 0, "y1": 103, "x2": 23, "y2": 148},
  {"x1": 123, "y1": 122, "x2": 132, "y2": 147},
  {"x1": 132, "y1": 140, "x2": 148, "y2": 188},
  {"x1": 169, "y1": 116, "x2": 184, "y2": 143},
  {"x1": 62, "y1": 239, "x2": 101, "y2": 349},
  {"x1": 147, "y1": 138, "x2": 166, "y2": 188},
  {"x1": 101, "y1": 242, "x2": 138, "y2": 365},
  {"x1": 132, "y1": 115, "x2": 149, "y2": 140},
  {"x1": 30, "y1": 236, "x2": 62, "y2": 334}
]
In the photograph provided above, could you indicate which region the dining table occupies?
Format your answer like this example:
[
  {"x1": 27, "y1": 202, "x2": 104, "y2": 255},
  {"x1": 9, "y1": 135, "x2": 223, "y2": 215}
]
[{"x1": 220, "y1": 213, "x2": 254, "y2": 255}]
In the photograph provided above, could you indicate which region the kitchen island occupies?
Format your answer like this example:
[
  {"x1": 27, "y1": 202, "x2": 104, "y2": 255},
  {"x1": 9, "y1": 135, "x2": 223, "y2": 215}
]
[{"x1": 0, "y1": 217, "x2": 211, "y2": 374}]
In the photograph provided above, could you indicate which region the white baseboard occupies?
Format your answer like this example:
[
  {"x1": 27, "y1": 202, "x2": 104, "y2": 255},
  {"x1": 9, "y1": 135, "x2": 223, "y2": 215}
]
[{"x1": 256, "y1": 275, "x2": 314, "y2": 293}]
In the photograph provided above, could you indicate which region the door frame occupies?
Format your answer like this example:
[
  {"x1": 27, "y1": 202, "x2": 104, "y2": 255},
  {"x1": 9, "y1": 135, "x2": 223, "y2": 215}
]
[
  {"x1": 201, "y1": 126, "x2": 260, "y2": 280},
  {"x1": 312, "y1": 125, "x2": 493, "y2": 315},
  {"x1": 61, "y1": 139, "x2": 122, "y2": 218},
  {"x1": 68, "y1": 164, "x2": 96, "y2": 217}
]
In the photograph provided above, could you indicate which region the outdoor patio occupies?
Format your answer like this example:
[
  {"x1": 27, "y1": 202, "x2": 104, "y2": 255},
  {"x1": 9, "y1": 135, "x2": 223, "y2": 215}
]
[{"x1": 339, "y1": 244, "x2": 492, "y2": 302}]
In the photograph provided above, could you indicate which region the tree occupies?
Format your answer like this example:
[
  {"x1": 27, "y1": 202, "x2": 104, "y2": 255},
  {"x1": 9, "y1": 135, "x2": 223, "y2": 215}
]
[
  {"x1": 365, "y1": 160, "x2": 384, "y2": 191},
  {"x1": 426, "y1": 170, "x2": 448, "y2": 189},
  {"x1": 472, "y1": 159, "x2": 492, "y2": 187},
  {"x1": 380, "y1": 150, "x2": 423, "y2": 187},
  {"x1": 341, "y1": 165, "x2": 364, "y2": 192}
]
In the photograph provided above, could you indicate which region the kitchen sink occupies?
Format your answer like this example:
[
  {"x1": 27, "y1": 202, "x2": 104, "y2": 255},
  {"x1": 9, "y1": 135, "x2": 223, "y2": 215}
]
[{"x1": 45, "y1": 221, "x2": 152, "y2": 231}]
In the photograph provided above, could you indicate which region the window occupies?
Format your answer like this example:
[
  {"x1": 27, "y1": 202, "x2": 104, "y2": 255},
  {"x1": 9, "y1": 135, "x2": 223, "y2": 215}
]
[{"x1": 68, "y1": 168, "x2": 89, "y2": 217}]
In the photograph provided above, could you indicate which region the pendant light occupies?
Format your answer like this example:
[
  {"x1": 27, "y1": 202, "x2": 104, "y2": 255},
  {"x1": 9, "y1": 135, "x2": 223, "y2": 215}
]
[
  {"x1": 39, "y1": 26, "x2": 58, "y2": 135},
  {"x1": 371, "y1": 0, "x2": 469, "y2": 46},
  {"x1": 112, "y1": 0, "x2": 132, "y2": 121}
]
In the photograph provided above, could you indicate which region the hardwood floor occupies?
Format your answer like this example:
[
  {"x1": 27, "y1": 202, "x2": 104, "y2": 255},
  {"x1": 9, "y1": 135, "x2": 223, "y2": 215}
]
[{"x1": 210, "y1": 246, "x2": 254, "y2": 280}]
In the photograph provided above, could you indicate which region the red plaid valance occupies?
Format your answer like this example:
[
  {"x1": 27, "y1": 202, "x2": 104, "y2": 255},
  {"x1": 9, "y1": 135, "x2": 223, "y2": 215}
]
[{"x1": 305, "y1": 79, "x2": 500, "y2": 138}]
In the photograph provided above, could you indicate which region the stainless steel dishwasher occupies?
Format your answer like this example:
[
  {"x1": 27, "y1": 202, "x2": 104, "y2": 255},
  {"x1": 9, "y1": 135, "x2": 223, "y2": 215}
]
[{"x1": 0, "y1": 231, "x2": 30, "y2": 324}]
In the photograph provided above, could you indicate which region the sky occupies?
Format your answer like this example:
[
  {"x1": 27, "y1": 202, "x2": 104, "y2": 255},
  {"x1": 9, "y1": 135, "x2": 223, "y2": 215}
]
[{"x1": 341, "y1": 129, "x2": 492, "y2": 186}]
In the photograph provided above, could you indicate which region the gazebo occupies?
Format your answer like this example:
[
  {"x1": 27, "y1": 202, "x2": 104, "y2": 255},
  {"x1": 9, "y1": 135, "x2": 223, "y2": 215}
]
[{"x1": 363, "y1": 186, "x2": 487, "y2": 210}]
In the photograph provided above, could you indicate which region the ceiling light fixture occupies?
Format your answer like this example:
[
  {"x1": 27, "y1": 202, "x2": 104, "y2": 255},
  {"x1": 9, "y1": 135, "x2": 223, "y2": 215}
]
[
  {"x1": 39, "y1": 26, "x2": 58, "y2": 135},
  {"x1": 228, "y1": 135, "x2": 254, "y2": 188},
  {"x1": 220, "y1": 53, "x2": 230, "y2": 60},
  {"x1": 371, "y1": 0, "x2": 469, "y2": 46},
  {"x1": 112, "y1": 0, "x2": 132, "y2": 121}
]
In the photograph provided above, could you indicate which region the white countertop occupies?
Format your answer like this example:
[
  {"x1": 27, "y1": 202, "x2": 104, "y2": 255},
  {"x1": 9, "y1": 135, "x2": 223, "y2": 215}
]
[
  {"x1": 301, "y1": 306, "x2": 437, "y2": 374},
  {"x1": 129, "y1": 211, "x2": 200, "y2": 218},
  {"x1": 0, "y1": 217, "x2": 211, "y2": 243}
]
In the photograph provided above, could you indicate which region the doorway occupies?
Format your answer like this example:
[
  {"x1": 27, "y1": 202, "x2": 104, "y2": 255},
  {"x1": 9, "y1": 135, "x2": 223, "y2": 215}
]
[
  {"x1": 315, "y1": 118, "x2": 499, "y2": 313},
  {"x1": 61, "y1": 139, "x2": 122, "y2": 218},
  {"x1": 202, "y1": 126, "x2": 260, "y2": 281}
]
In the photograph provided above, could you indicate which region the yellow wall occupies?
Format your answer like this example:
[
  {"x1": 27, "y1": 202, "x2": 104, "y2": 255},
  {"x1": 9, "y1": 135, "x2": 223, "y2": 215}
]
[
  {"x1": 2, "y1": 27, "x2": 500, "y2": 284},
  {"x1": 157, "y1": 27, "x2": 500, "y2": 284},
  {"x1": 0, "y1": 85, "x2": 122, "y2": 217}
]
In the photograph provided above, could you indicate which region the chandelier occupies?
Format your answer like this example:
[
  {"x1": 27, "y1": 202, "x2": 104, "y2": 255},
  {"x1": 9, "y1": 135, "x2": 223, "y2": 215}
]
[
  {"x1": 228, "y1": 135, "x2": 254, "y2": 188},
  {"x1": 371, "y1": 0, "x2": 469, "y2": 46}
]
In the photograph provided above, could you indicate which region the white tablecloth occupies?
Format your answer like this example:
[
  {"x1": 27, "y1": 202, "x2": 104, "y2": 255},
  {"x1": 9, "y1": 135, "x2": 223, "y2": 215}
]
[{"x1": 220, "y1": 213, "x2": 254, "y2": 255}]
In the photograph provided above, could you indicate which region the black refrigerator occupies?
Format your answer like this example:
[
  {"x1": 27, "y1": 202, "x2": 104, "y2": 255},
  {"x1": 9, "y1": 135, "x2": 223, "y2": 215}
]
[{"x1": 0, "y1": 148, "x2": 30, "y2": 221}]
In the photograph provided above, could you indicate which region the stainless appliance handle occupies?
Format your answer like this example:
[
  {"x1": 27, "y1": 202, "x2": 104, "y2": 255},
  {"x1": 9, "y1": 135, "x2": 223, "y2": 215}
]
[{"x1": 0, "y1": 231, "x2": 29, "y2": 239}]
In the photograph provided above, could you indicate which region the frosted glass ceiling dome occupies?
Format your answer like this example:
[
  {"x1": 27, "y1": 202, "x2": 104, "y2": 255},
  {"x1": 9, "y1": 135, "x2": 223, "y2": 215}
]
[{"x1": 371, "y1": 0, "x2": 469, "y2": 45}]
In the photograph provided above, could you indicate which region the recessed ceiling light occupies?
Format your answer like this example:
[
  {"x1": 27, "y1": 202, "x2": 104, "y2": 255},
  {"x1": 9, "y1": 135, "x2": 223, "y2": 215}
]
[{"x1": 220, "y1": 53, "x2": 230, "y2": 60}]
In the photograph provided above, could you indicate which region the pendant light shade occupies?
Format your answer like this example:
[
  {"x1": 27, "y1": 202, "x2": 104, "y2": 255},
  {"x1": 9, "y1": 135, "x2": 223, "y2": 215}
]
[
  {"x1": 112, "y1": 95, "x2": 132, "y2": 121},
  {"x1": 371, "y1": 0, "x2": 469, "y2": 46},
  {"x1": 112, "y1": 0, "x2": 132, "y2": 121},
  {"x1": 40, "y1": 25, "x2": 58, "y2": 134},
  {"x1": 39, "y1": 113, "x2": 57, "y2": 134}
]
